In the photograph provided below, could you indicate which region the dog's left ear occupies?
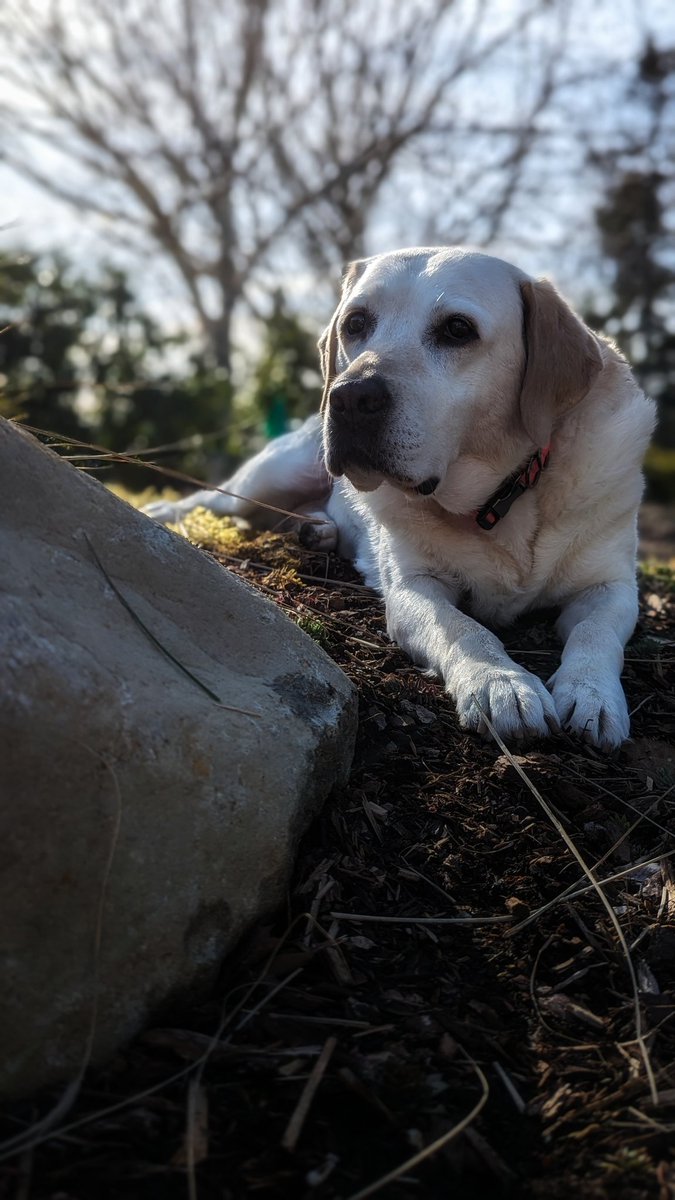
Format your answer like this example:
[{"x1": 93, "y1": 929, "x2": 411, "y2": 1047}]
[
  {"x1": 519, "y1": 279, "x2": 603, "y2": 446},
  {"x1": 318, "y1": 258, "x2": 369, "y2": 412}
]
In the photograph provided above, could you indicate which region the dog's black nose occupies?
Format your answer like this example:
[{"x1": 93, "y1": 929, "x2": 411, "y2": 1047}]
[{"x1": 329, "y1": 376, "x2": 391, "y2": 424}]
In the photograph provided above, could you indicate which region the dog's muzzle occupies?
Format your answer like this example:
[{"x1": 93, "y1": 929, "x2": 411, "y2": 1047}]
[
  {"x1": 325, "y1": 374, "x2": 391, "y2": 478},
  {"x1": 328, "y1": 375, "x2": 392, "y2": 426}
]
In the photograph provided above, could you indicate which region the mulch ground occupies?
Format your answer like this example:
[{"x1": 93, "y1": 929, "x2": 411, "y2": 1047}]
[{"x1": 2, "y1": 520, "x2": 675, "y2": 1200}]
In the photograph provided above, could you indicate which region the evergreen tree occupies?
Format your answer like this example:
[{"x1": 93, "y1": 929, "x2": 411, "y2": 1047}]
[{"x1": 586, "y1": 41, "x2": 675, "y2": 450}]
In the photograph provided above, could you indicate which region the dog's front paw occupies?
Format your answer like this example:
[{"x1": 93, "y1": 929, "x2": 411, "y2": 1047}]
[
  {"x1": 548, "y1": 669, "x2": 629, "y2": 751},
  {"x1": 453, "y1": 665, "x2": 559, "y2": 742},
  {"x1": 298, "y1": 516, "x2": 339, "y2": 552}
]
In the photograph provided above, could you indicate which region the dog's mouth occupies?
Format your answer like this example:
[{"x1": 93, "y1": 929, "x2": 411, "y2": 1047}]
[
  {"x1": 325, "y1": 443, "x2": 387, "y2": 491},
  {"x1": 382, "y1": 474, "x2": 440, "y2": 497},
  {"x1": 414, "y1": 477, "x2": 439, "y2": 496},
  {"x1": 345, "y1": 466, "x2": 440, "y2": 497},
  {"x1": 325, "y1": 436, "x2": 439, "y2": 498}
]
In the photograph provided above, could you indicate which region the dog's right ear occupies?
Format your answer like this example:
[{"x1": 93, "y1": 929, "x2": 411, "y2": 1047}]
[{"x1": 319, "y1": 259, "x2": 368, "y2": 412}]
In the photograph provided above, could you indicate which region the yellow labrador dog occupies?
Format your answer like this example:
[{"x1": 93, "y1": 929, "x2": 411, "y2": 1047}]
[{"x1": 145, "y1": 248, "x2": 656, "y2": 750}]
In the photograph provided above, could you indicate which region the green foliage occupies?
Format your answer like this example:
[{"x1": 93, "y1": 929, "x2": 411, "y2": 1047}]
[
  {"x1": 296, "y1": 615, "x2": 333, "y2": 650},
  {"x1": 0, "y1": 250, "x2": 324, "y2": 487},
  {"x1": 246, "y1": 290, "x2": 322, "y2": 437},
  {"x1": 639, "y1": 560, "x2": 675, "y2": 593},
  {"x1": 0, "y1": 250, "x2": 236, "y2": 483},
  {"x1": 599, "y1": 1147, "x2": 653, "y2": 1178},
  {"x1": 590, "y1": 168, "x2": 675, "y2": 443}
]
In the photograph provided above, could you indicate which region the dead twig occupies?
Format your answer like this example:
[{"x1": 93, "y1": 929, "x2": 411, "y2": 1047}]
[
  {"x1": 329, "y1": 911, "x2": 514, "y2": 926},
  {"x1": 280, "y1": 1036, "x2": 337, "y2": 1153},
  {"x1": 19, "y1": 422, "x2": 327, "y2": 525}
]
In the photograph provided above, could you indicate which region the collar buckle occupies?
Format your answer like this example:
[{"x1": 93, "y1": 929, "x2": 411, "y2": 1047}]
[{"x1": 475, "y1": 445, "x2": 551, "y2": 531}]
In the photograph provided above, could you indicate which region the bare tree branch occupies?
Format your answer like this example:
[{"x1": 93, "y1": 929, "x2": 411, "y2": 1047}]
[{"x1": 0, "y1": 0, "x2": 576, "y2": 368}]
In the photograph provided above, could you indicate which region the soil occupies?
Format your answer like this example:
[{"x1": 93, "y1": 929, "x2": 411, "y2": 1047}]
[{"x1": 2, "y1": 516, "x2": 675, "y2": 1200}]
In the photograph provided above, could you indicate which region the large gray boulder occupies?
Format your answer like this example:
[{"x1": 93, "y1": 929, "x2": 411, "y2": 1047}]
[{"x1": 0, "y1": 419, "x2": 357, "y2": 1100}]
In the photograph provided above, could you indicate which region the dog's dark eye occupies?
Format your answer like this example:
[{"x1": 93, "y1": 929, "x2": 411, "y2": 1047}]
[
  {"x1": 344, "y1": 311, "x2": 367, "y2": 337},
  {"x1": 437, "y1": 315, "x2": 478, "y2": 344}
]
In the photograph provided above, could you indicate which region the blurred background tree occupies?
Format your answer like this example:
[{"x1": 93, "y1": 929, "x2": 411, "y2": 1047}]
[
  {"x1": 0, "y1": 0, "x2": 673, "y2": 501},
  {"x1": 247, "y1": 291, "x2": 322, "y2": 439},
  {"x1": 0, "y1": 250, "x2": 234, "y2": 483},
  {"x1": 0, "y1": 0, "x2": 568, "y2": 373},
  {"x1": 583, "y1": 38, "x2": 675, "y2": 497},
  {"x1": 0, "y1": 249, "x2": 322, "y2": 483}
]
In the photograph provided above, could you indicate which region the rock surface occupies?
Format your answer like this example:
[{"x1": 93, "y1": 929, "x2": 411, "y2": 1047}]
[{"x1": 0, "y1": 419, "x2": 357, "y2": 1100}]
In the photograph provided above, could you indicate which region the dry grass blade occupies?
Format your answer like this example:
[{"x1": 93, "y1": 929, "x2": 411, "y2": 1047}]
[
  {"x1": 346, "y1": 1048, "x2": 489, "y2": 1200},
  {"x1": 492, "y1": 1060, "x2": 527, "y2": 1114},
  {"x1": 84, "y1": 533, "x2": 258, "y2": 715},
  {"x1": 233, "y1": 968, "x2": 305, "y2": 1034},
  {"x1": 510, "y1": 852, "x2": 675, "y2": 934},
  {"x1": 508, "y1": 781, "x2": 674, "y2": 934},
  {"x1": 18, "y1": 421, "x2": 326, "y2": 524},
  {"x1": 472, "y1": 696, "x2": 660, "y2": 1107},
  {"x1": 330, "y1": 911, "x2": 513, "y2": 926},
  {"x1": 68, "y1": 426, "x2": 233, "y2": 460},
  {"x1": 280, "y1": 1036, "x2": 337, "y2": 1153},
  {"x1": 173, "y1": 1079, "x2": 209, "y2": 1200},
  {"x1": 566, "y1": 765, "x2": 675, "y2": 839}
]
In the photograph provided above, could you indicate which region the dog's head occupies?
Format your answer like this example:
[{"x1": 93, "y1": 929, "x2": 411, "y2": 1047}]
[{"x1": 319, "y1": 247, "x2": 602, "y2": 511}]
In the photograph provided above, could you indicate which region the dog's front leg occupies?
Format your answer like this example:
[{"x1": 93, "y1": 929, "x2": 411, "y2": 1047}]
[
  {"x1": 383, "y1": 570, "x2": 559, "y2": 742},
  {"x1": 549, "y1": 581, "x2": 638, "y2": 750}
]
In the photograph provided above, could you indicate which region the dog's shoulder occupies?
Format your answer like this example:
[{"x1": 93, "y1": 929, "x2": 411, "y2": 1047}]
[{"x1": 539, "y1": 337, "x2": 655, "y2": 522}]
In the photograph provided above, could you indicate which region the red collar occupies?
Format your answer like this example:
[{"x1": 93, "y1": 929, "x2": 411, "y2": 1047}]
[{"x1": 475, "y1": 445, "x2": 551, "y2": 531}]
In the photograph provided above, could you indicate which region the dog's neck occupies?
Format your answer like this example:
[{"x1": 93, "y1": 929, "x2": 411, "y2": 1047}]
[{"x1": 425, "y1": 443, "x2": 551, "y2": 534}]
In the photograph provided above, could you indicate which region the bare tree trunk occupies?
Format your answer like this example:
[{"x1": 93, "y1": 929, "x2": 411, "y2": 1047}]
[{"x1": 207, "y1": 301, "x2": 235, "y2": 375}]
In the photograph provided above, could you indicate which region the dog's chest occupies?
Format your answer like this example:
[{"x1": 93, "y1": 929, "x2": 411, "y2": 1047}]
[{"x1": 405, "y1": 500, "x2": 564, "y2": 622}]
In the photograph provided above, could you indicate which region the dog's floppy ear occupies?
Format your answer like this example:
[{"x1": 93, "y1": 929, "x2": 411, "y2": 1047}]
[
  {"x1": 519, "y1": 279, "x2": 603, "y2": 446},
  {"x1": 319, "y1": 258, "x2": 368, "y2": 412}
]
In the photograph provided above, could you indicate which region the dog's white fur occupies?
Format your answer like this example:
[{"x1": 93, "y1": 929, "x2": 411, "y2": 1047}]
[{"x1": 145, "y1": 248, "x2": 656, "y2": 750}]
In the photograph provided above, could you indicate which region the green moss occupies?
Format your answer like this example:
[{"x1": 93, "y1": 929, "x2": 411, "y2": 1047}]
[
  {"x1": 296, "y1": 615, "x2": 333, "y2": 650},
  {"x1": 166, "y1": 507, "x2": 243, "y2": 553},
  {"x1": 107, "y1": 483, "x2": 181, "y2": 509}
]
